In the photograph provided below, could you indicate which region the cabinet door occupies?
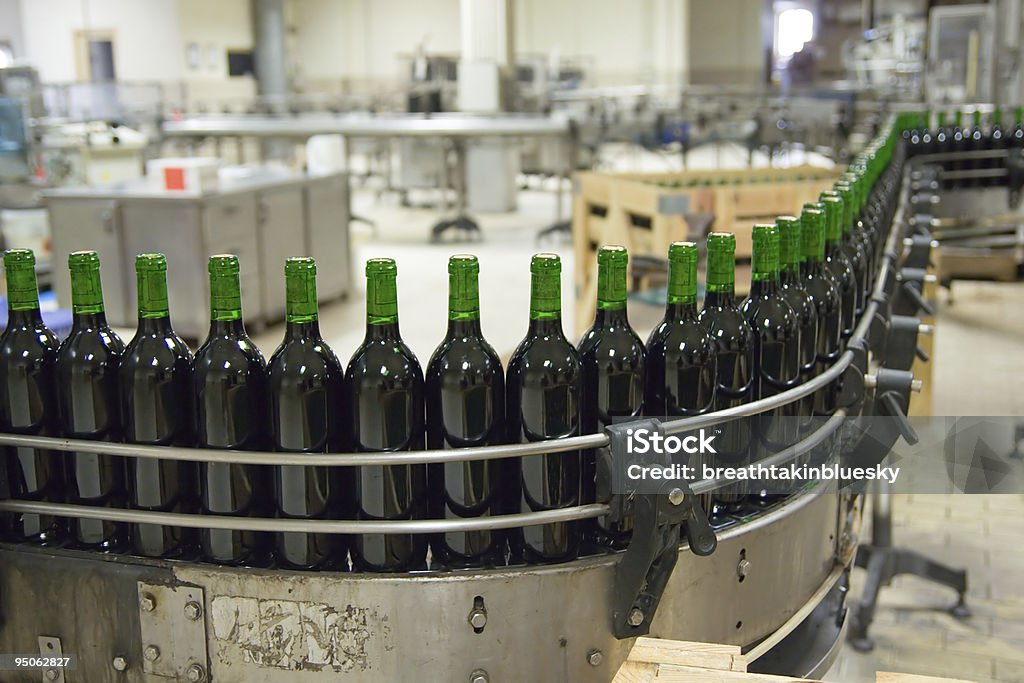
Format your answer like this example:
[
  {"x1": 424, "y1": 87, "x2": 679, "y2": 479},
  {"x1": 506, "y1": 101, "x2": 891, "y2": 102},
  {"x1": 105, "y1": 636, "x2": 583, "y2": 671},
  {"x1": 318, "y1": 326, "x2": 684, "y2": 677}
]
[
  {"x1": 257, "y1": 187, "x2": 308, "y2": 321},
  {"x1": 47, "y1": 198, "x2": 130, "y2": 327},
  {"x1": 304, "y1": 176, "x2": 350, "y2": 300},
  {"x1": 120, "y1": 201, "x2": 208, "y2": 340}
]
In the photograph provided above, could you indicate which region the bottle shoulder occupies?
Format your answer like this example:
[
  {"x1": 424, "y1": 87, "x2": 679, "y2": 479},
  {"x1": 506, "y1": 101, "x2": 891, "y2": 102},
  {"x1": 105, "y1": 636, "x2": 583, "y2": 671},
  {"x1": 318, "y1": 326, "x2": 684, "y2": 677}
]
[
  {"x1": 426, "y1": 335, "x2": 503, "y2": 379},
  {"x1": 0, "y1": 322, "x2": 60, "y2": 359},
  {"x1": 697, "y1": 304, "x2": 754, "y2": 341},
  {"x1": 779, "y1": 284, "x2": 817, "y2": 322},
  {"x1": 122, "y1": 330, "x2": 193, "y2": 366},
  {"x1": 741, "y1": 294, "x2": 798, "y2": 337},
  {"x1": 268, "y1": 336, "x2": 344, "y2": 377},
  {"x1": 647, "y1": 317, "x2": 714, "y2": 354},
  {"x1": 577, "y1": 322, "x2": 646, "y2": 361},
  {"x1": 346, "y1": 337, "x2": 424, "y2": 382},
  {"x1": 195, "y1": 334, "x2": 266, "y2": 371},
  {"x1": 509, "y1": 331, "x2": 582, "y2": 373},
  {"x1": 56, "y1": 326, "x2": 124, "y2": 369}
]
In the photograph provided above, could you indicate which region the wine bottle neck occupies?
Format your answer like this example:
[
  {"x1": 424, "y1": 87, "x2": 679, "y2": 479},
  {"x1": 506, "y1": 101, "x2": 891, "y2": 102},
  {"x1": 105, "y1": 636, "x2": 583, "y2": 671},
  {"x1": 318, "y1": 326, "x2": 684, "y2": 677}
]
[
  {"x1": 447, "y1": 317, "x2": 483, "y2": 338},
  {"x1": 528, "y1": 316, "x2": 564, "y2": 337},
  {"x1": 664, "y1": 301, "x2": 698, "y2": 321},
  {"x1": 71, "y1": 311, "x2": 108, "y2": 330},
  {"x1": 8, "y1": 308, "x2": 42, "y2": 326},
  {"x1": 704, "y1": 289, "x2": 736, "y2": 308},
  {"x1": 209, "y1": 318, "x2": 246, "y2": 337},
  {"x1": 285, "y1": 319, "x2": 320, "y2": 340},
  {"x1": 366, "y1": 320, "x2": 402, "y2": 341},
  {"x1": 594, "y1": 307, "x2": 629, "y2": 328},
  {"x1": 138, "y1": 315, "x2": 173, "y2": 334}
]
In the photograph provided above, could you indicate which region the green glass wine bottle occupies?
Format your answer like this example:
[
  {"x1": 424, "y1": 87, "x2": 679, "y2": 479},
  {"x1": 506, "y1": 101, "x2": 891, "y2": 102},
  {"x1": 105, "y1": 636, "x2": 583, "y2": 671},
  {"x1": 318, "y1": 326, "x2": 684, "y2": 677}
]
[
  {"x1": 740, "y1": 225, "x2": 801, "y2": 474},
  {"x1": 829, "y1": 182, "x2": 870, "y2": 313},
  {"x1": 348, "y1": 258, "x2": 427, "y2": 572},
  {"x1": 697, "y1": 233, "x2": 754, "y2": 512},
  {"x1": 800, "y1": 204, "x2": 842, "y2": 415},
  {"x1": 578, "y1": 245, "x2": 646, "y2": 550},
  {"x1": 645, "y1": 242, "x2": 716, "y2": 417},
  {"x1": 507, "y1": 254, "x2": 583, "y2": 564},
  {"x1": 56, "y1": 251, "x2": 127, "y2": 550},
  {"x1": 818, "y1": 195, "x2": 857, "y2": 343},
  {"x1": 269, "y1": 257, "x2": 346, "y2": 571},
  {"x1": 120, "y1": 253, "x2": 196, "y2": 558},
  {"x1": 194, "y1": 255, "x2": 270, "y2": 566},
  {"x1": 776, "y1": 217, "x2": 817, "y2": 425},
  {"x1": 425, "y1": 255, "x2": 505, "y2": 568},
  {"x1": 0, "y1": 249, "x2": 63, "y2": 544}
]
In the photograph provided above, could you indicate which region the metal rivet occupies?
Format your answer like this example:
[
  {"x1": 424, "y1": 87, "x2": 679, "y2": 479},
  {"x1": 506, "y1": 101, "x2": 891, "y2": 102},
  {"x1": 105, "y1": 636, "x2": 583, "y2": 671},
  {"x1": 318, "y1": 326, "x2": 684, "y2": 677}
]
[
  {"x1": 44, "y1": 670, "x2": 58, "y2": 681},
  {"x1": 667, "y1": 488, "x2": 684, "y2": 506},
  {"x1": 470, "y1": 669, "x2": 489, "y2": 683},
  {"x1": 184, "y1": 601, "x2": 203, "y2": 621},
  {"x1": 111, "y1": 656, "x2": 128, "y2": 672},
  {"x1": 143, "y1": 646, "x2": 160, "y2": 662},
  {"x1": 186, "y1": 664, "x2": 207, "y2": 682},
  {"x1": 139, "y1": 593, "x2": 156, "y2": 612},
  {"x1": 737, "y1": 558, "x2": 751, "y2": 579},
  {"x1": 587, "y1": 649, "x2": 604, "y2": 666},
  {"x1": 628, "y1": 608, "x2": 645, "y2": 627},
  {"x1": 468, "y1": 608, "x2": 487, "y2": 630}
]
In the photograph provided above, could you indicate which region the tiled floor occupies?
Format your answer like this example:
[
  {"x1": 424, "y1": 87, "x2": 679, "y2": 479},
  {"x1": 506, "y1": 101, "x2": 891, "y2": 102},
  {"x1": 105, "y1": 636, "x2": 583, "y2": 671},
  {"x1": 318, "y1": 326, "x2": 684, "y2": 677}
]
[{"x1": 134, "y1": 146, "x2": 1023, "y2": 681}]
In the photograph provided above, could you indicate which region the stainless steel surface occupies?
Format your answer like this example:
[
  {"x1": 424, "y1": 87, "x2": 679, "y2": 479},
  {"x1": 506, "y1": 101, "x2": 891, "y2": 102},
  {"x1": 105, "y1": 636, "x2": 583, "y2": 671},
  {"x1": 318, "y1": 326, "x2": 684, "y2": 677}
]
[
  {"x1": 0, "y1": 485, "x2": 850, "y2": 682},
  {"x1": 137, "y1": 581, "x2": 208, "y2": 680},
  {"x1": 163, "y1": 114, "x2": 570, "y2": 139}
]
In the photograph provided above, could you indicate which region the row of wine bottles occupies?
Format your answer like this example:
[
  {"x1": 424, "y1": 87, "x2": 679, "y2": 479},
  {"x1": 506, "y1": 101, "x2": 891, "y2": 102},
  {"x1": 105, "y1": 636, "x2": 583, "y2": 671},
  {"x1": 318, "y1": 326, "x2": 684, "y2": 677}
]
[
  {"x1": 899, "y1": 107, "x2": 1024, "y2": 189},
  {"x1": 0, "y1": 122, "x2": 905, "y2": 572}
]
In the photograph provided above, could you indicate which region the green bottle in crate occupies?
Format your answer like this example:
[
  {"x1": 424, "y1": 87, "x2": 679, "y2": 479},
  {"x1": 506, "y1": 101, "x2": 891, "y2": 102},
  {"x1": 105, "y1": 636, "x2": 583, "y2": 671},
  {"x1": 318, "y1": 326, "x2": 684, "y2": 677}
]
[
  {"x1": 425, "y1": 255, "x2": 506, "y2": 568},
  {"x1": 194, "y1": 255, "x2": 271, "y2": 567},
  {"x1": 56, "y1": 251, "x2": 127, "y2": 550},
  {"x1": 507, "y1": 254, "x2": 583, "y2": 564},
  {"x1": 348, "y1": 258, "x2": 427, "y2": 572},
  {"x1": 0, "y1": 248, "x2": 63, "y2": 544},
  {"x1": 120, "y1": 253, "x2": 196, "y2": 558},
  {"x1": 578, "y1": 245, "x2": 645, "y2": 550},
  {"x1": 268, "y1": 257, "x2": 346, "y2": 571}
]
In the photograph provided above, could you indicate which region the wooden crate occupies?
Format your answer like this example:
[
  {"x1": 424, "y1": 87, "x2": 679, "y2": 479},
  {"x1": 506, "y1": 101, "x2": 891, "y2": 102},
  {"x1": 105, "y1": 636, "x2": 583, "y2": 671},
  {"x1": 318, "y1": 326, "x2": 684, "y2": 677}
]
[
  {"x1": 613, "y1": 637, "x2": 976, "y2": 683},
  {"x1": 572, "y1": 166, "x2": 839, "y2": 334}
]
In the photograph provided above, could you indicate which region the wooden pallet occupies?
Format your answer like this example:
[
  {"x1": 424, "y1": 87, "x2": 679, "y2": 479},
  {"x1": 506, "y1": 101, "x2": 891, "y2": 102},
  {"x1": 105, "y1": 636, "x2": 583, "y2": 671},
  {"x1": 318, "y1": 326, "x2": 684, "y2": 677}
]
[
  {"x1": 572, "y1": 165, "x2": 839, "y2": 334},
  {"x1": 613, "y1": 637, "x2": 976, "y2": 683}
]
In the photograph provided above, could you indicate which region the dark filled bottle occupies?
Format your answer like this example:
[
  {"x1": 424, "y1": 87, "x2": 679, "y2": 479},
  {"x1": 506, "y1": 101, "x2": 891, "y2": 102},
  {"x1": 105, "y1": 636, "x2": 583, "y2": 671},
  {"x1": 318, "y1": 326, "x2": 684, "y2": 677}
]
[
  {"x1": 1013, "y1": 106, "x2": 1024, "y2": 148},
  {"x1": 120, "y1": 254, "x2": 196, "y2": 558},
  {"x1": 579, "y1": 245, "x2": 645, "y2": 550},
  {"x1": 269, "y1": 257, "x2": 346, "y2": 570},
  {"x1": 741, "y1": 225, "x2": 800, "y2": 479},
  {"x1": 426, "y1": 255, "x2": 505, "y2": 568},
  {"x1": 985, "y1": 107, "x2": 1004, "y2": 188},
  {"x1": 698, "y1": 234, "x2": 754, "y2": 513},
  {"x1": 507, "y1": 254, "x2": 583, "y2": 564},
  {"x1": 194, "y1": 255, "x2": 270, "y2": 566},
  {"x1": 348, "y1": 258, "x2": 427, "y2": 572},
  {"x1": 776, "y1": 217, "x2": 817, "y2": 427},
  {"x1": 0, "y1": 249, "x2": 63, "y2": 544},
  {"x1": 818, "y1": 196, "x2": 856, "y2": 343},
  {"x1": 825, "y1": 186, "x2": 868, "y2": 319},
  {"x1": 966, "y1": 109, "x2": 985, "y2": 188},
  {"x1": 56, "y1": 251, "x2": 126, "y2": 550},
  {"x1": 800, "y1": 205, "x2": 841, "y2": 415}
]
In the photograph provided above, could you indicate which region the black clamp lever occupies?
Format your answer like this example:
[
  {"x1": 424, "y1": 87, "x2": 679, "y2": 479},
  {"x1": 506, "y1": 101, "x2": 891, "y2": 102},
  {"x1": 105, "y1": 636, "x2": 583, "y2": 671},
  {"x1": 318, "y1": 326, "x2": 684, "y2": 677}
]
[
  {"x1": 606, "y1": 421, "x2": 717, "y2": 639},
  {"x1": 843, "y1": 367, "x2": 922, "y2": 479},
  {"x1": 882, "y1": 315, "x2": 931, "y2": 371},
  {"x1": 893, "y1": 267, "x2": 935, "y2": 317}
]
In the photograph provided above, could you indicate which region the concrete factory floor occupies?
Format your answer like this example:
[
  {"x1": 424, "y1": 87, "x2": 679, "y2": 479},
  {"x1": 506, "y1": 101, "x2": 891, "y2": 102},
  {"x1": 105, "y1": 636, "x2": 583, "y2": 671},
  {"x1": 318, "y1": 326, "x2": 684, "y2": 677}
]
[{"x1": 245, "y1": 181, "x2": 1024, "y2": 683}]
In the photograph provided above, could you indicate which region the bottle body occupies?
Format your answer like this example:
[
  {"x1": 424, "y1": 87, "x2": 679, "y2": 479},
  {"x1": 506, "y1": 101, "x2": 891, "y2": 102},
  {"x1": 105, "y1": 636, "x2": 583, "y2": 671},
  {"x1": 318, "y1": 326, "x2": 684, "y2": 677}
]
[
  {"x1": 776, "y1": 218, "x2": 817, "y2": 428},
  {"x1": 800, "y1": 207, "x2": 842, "y2": 415},
  {"x1": 349, "y1": 258, "x2": 427, "y2": 572},
  {"x1": 1, "y1": 250, "x2": 63, "y2": 544},
  {"x1": 426, "y1": 256, "x2": 505, "y2": 568},
  {"x1": 507, "y1": 254, "x2": 582, "y2": 563},
  {"x1": 578, "y1": 246, "x2": 645, "y2": 550}
]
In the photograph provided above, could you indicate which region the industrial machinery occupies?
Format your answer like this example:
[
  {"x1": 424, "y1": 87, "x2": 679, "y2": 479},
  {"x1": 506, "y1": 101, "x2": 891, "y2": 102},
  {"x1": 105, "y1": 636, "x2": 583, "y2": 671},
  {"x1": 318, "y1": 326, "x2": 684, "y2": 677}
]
[{"x1": 0, "y1": 118, "x2": 942, "y2": 682}]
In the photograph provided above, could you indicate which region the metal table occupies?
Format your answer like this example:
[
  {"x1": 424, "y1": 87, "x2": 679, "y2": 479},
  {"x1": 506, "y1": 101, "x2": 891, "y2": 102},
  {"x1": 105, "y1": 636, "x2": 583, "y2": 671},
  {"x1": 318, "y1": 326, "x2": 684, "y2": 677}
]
[{"x1": 163, "y1": 114, "x2": 576, "y2": 242}]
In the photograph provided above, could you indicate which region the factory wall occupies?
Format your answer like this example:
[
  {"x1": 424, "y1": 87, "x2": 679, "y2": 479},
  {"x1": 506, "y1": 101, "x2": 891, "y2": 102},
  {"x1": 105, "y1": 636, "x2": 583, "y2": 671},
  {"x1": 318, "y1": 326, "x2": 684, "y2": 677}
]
[
  {"x1": 687, "y1": 0, "x2": 764, "y2": 85},
  {"x1": 18, "y1": 0, "x2": 184, "y2": 83},
  {"x1": 0, "y1": 0, "x2": 25, "y2": 59},
  {"x1": 176, "y1": 0, "x2": 257, "y2": 108}
]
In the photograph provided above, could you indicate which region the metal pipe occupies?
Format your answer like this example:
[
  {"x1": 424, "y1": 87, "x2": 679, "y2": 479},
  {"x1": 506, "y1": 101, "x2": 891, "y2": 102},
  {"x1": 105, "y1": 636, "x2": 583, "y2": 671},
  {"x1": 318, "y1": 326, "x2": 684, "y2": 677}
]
[{"x1": 0, "y1": 501, "x2": 611, "y2": 535}]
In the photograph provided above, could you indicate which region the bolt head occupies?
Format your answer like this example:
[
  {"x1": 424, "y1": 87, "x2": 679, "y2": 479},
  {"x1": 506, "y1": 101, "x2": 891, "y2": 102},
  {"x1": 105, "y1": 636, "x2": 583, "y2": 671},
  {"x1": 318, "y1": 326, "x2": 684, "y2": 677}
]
[
  {"x1": 44, "y1": 669, "x2": 58, "y2": 681},
  {"x1": 468, "y1": 609, "x2": 487, "y2": 629},
  {"x1": 186, "y1": 664, "x2": 206, "y2": 682},
  {"x1": 587, "y1": 649, "x2": 604, "y2": 666},
  {"x1": 470, "y1": 669, "x2": 489, "y2": 683},
  {"x1": 737, "y1": 559, "x2": 752, "y2": 578},
  {"x1": 143, "y1": 646, "x2": 160, "y2": 662},
  {"x1": 667, "y1": 488, "x2": 685, "y2": 506},
  {"x1": 139, "y1": 593, "x2": 156, "y2": 612},
  {"x1": 627, "y1": 608, "x2": 645, "y2": 627},
  {"x1": 111, "y1": 656, "x2": 128, "y2": 672},
  {"x1": 184, "y1": 601, "x2": 203, "y2": 621}
]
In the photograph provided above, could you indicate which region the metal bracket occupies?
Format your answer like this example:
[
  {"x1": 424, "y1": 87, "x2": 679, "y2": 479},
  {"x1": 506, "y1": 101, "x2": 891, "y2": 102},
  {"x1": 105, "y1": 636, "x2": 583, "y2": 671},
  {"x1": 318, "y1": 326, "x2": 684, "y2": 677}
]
[
  {"x1": 609, "y1": 418, "x2": 717, "y2": 639},
  {"x1": 37, "y1": 636, "x2": 64, "y2": 683},
  {"x1": 137, "y1": 581, "x2": 208, "y2": 681},
  {"x1": 885, "y1": 316, "x2": 925, "y2": 371}
]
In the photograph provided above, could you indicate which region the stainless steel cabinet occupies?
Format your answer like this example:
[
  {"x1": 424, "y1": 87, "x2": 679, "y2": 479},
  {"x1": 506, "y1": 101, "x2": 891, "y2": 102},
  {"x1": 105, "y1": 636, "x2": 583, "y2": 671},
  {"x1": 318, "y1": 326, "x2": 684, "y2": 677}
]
[{"x1": 45, "y1": 172, "x2": 350, "y2": 340}]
